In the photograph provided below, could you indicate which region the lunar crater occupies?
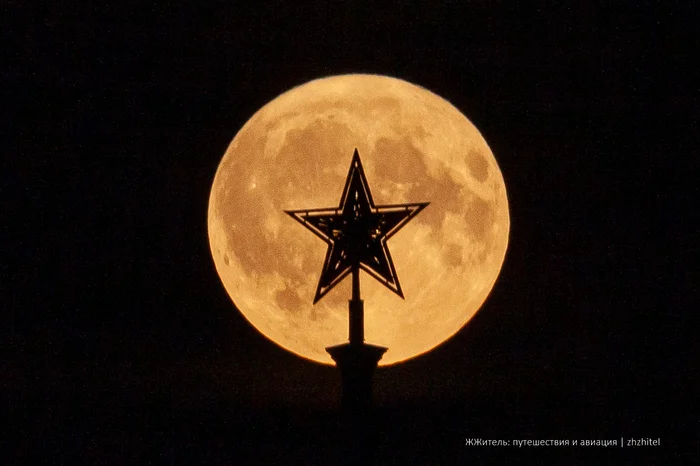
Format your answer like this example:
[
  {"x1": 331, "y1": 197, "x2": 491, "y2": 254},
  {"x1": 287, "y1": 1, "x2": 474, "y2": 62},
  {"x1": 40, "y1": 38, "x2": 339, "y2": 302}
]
[{"x1": 467, "y1": 149, "x2": 489, "y2": 183}]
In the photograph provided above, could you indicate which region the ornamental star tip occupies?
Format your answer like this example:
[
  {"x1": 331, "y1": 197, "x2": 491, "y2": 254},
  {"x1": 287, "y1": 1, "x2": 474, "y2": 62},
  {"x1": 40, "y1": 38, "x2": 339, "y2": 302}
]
[{"x1": 286, "y1": 149, "x2": 429, "y2": 304}]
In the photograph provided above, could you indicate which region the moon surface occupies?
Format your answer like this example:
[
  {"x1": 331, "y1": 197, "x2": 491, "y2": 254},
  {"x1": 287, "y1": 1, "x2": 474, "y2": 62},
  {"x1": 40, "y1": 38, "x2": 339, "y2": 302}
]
[{"x1": 208, "y1": 74, "x2": 509, "y2": 366}]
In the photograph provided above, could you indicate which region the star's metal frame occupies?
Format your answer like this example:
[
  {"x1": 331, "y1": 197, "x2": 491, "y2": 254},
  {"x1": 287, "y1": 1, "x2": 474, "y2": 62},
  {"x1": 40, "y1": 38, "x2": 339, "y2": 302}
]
[{"x1": 285, "y1": 149, "x2": 429, "y2": 304}]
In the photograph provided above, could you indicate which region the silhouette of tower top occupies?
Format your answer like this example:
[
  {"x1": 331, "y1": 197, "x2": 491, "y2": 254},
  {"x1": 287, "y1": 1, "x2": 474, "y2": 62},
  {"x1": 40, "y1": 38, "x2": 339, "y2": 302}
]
[{"x1": 285, "y1": 148, "x2": 429, "y2": 412}]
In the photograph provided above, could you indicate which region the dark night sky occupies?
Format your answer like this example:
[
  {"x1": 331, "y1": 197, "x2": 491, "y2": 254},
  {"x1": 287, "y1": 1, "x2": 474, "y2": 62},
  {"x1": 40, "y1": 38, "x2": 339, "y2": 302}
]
[{"x1": 4, "y1": 2, "x2": 698, "y2": 464}]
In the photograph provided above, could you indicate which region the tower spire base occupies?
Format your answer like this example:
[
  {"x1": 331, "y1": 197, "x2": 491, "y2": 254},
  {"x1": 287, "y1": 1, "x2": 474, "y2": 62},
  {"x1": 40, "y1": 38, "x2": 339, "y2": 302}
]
[{"x1": 325, "y1": 342, "x2": 387, "y2": 414}]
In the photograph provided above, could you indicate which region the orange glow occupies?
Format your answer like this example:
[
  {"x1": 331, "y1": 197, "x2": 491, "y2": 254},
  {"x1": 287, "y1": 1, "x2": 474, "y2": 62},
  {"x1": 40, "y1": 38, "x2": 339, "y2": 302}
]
[{"x1": 208, "y1": 74, "x2": 509, "y2": 365}]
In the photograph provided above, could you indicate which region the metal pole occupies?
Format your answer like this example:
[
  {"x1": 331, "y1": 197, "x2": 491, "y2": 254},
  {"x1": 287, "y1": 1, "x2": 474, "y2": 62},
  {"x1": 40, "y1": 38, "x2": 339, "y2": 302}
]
[
  {"x1": 352, "y1": 266, "x2": 360, "y2": 301},
  {"x1": 349, "y1": 266, "x2": 364, "y2": 345}
]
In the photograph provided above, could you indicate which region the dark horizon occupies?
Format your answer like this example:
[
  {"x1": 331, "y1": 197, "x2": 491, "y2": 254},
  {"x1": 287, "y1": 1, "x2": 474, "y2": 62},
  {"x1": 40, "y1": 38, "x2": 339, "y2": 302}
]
[{"x1": 4, "y1": 2, "x2": 697, "y2": 464}]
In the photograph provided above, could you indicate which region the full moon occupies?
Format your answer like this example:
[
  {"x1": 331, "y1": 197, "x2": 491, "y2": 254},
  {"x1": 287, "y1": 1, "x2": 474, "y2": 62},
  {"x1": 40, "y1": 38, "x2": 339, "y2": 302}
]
[{"x1": 208, "y1": 74, "x2": 509, "y2": 366}]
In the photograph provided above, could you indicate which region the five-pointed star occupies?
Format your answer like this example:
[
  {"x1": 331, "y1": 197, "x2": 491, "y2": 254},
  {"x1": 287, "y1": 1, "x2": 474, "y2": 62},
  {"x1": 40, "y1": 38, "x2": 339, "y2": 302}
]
[{"x1": 285, "y1": 149, "x2": 429, "y2": 304}]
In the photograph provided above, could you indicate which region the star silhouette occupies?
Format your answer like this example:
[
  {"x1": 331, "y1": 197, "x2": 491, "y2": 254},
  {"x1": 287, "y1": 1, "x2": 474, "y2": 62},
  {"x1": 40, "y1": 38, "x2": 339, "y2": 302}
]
[{"x1": 285, "y1": 149, "x2": 429, "y2": 304}]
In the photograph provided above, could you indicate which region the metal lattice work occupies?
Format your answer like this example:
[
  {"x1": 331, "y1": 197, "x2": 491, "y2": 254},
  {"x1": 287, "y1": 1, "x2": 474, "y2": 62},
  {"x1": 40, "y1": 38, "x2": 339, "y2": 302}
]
[{"x1": 286, "y1": 148, "x2": 429, "y2": 304}]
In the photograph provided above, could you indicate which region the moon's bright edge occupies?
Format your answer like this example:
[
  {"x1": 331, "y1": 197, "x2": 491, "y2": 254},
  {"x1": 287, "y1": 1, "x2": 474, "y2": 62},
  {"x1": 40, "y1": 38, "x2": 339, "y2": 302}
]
[{"x1": 208, "y1": 74, "x2": 509, "y2": 366}]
